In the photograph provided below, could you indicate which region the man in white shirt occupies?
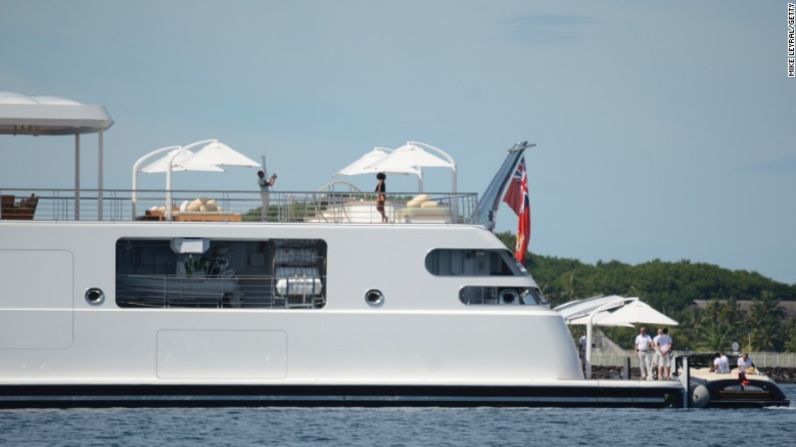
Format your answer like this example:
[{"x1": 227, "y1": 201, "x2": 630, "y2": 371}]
[
  {"x1": 719, "y1": 352, "x2": 730, "y2": 374},
  {"x1": 653, "y1": 327, "x2": 673, "y2": 380},
  {"x1": 578, "y1": 335, "x2": 587, "y2": 363},
  {"x1": 711, "y1": 352, "x2": 721, "y2": 372},
  {"x1": 634, "y1": 327, "x2": 654, "y2": 380},
  {"x1": 711, "y1": 352, "x2": 730, "y2": 374},
  {"x1": 737, "y1": 353, "x2": 754, "y2": 389}
]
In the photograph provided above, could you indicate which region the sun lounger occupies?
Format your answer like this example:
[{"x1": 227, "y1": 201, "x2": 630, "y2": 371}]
[
  {"x1": 0, "y1": 194, "x2": 38, "y2": 220},
  {"x1": 173, "y1": 212, "x2": 241, "y2": 222}
]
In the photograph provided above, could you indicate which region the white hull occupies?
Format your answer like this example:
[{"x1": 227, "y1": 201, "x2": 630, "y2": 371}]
[{"x1": 0, "y1": 222, "x2": 581, "y2": 385}]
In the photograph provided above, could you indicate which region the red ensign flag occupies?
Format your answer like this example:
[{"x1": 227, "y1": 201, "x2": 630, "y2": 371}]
[{"x1": 502, "y1": 157, "x2": 531, "y2": 263}]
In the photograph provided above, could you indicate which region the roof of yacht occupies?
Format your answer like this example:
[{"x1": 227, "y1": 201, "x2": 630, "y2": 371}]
[{"x1": 0, "y1": 91, "x2": 113, "y2": 136}]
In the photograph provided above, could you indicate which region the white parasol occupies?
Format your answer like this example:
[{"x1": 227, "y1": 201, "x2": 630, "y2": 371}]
[
  {"x1": 567, "y1": 311, "x2": 635, "y2": 328},
  {"x1": 182, "y1": 141, "x2": 260, "y2": 169},
  {"x1": 336, "y1": 147, "x2": 420, "y2": 176},
  {"x1": 134, "y1": 139, "x2": 260, "y2": 220},
  {"x1": 141, "y1": 148, "x2": 223, "y2": 173},
  {"x1": 597, "y1": 300, "x2": 679, "y2": 326},
  {"x1": 374, "y1": 142, "x2": 454, "y2": 171}
]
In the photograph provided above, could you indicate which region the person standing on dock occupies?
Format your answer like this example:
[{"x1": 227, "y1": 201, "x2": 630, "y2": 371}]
[
  {"x1": 653, "y1": 327, "x2": 673, "y2": 380},
  {"x1": 257, "y1": 170, "x2": 277, "y2": 221},
  {"x1": 635, "y1": 327, "x2": 654, "y2": 381}
]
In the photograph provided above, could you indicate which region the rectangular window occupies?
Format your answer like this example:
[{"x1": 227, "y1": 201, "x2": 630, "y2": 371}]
[
  {"x1": 115, "y1": 238, "x2": 326, "y2": 309},
  {"x1": 425, "y1": 249, "x2": 522, "y2": 276},
  {"x1": 459, "y1": 286, "x2": 544, "y2": 306}
]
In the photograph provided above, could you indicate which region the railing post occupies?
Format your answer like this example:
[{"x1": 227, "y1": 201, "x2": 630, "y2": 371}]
[{"x1": 74, "y1": 134, "x2": 80, "y2": 220}]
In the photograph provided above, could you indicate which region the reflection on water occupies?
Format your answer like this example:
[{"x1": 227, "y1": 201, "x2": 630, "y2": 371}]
[{"x1": 1, "y1": 385, "x2": 795, "y2": 447}]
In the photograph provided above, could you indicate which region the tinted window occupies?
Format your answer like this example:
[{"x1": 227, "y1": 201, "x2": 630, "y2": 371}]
[
  {"x1": 425, "y1": 249, "x2": 521, "y2": 276},
  {"x1": 116, "y1": 238, "x2": 327, "y2": 309},
  {"x1": 459, "y1": 286, "x2": 544, "y2": 305}
]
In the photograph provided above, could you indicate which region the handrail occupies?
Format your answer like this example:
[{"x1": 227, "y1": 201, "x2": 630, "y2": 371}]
[
  {"x1": 316, "y1": 180, "x2": 363, "y2": 193},
  {"x1": 0, "y1": 188, "x2": 479, "y2": 225}
]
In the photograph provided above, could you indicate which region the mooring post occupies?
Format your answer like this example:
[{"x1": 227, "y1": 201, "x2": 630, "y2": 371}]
[
  {"x1": 682, "y1": 356, "x2": 690, "y2": 409},
  {"x1": 622, "y1": 356, "x2": 630, "y2": 380}
]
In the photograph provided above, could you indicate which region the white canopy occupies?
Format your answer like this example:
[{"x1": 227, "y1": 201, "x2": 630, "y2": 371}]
[
  {"x1": 375, "y1": 142, "x2": 454, "y2": 171},
  {"x1": 555, "y1": 295, "x2": 627, "y2": 321},
  {"x1": 567, "y1": 311, "x2": 635, "y2": 328},
  {"x1": 597, "y1": 300, "x2": 679, "y2": 326},
  {"x1": 335, "y1": 141, "x2": 456, "y2": 192},
  {"x1": 336, "y1": 147, "x2": 420, "y2": 176},
  {"x1": 141, "y1": 148, "x2": 223, "y2": 173},
  {"x1": 131, "y1": 139, "x2": 260, "y2": 220},
  {"x1": 0, "y1": 91, "x2": 113, "y2": 136},
  {"x1": 183, "y1": 141, "x2": 260, "y2": 169},
  {"x1": 0, "y1": 91, "x2": 113, "y2": 220}
]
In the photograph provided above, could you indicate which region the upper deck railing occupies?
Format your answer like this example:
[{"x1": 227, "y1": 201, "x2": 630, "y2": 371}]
[{"x1": 0, "y1": 188, "x2": 479, "y2": 225}]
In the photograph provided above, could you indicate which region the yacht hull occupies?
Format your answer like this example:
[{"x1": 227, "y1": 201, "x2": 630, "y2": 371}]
[{"x1": 0, "y1": 382, "x2": 683, "y2": 409}]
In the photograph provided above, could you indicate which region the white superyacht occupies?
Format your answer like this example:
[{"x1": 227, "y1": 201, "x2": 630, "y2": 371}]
[{"x1": 0, "y1": 93, "x2": 685, "y2": 407}]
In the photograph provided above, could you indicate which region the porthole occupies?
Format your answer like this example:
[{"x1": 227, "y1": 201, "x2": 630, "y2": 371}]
[
  {"x1": 499, "y1": 288, "x2": 518, "y2": 304},
  {"x1": 365, "y1": 289, "x2": 384, "y2": 306},
  {"x1": 85, "y1": 287, "x2": 105, "y2": 306}
]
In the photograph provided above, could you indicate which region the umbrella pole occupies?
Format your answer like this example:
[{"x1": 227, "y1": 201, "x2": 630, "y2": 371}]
[
  {"x1": 98, "y1": 129, "x2": 103, "y2": 221},
  {"x1": 586, "y1": 318, "x2": 593, "y2": 379},
  {"x1": 74, "y1": 133, "x2": 80, "y2": 220},
  {"x1": 131, "y1": 145, "x2": 183, "y2": 219},
  {"x1": 164, "y1": 149, "x2": 184, "y2": 221}
]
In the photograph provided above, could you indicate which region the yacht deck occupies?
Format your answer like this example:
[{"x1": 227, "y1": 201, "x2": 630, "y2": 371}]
[{"x1": 0, "y1": 188, "x2": 478, "y2": 224}]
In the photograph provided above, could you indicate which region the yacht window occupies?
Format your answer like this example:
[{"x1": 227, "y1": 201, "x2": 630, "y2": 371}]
[
  {"x1": 425, "y1": 249, "x2": 522, "y2": 276},
  {"x1": 115, "y1": 238, "x2": 327, "y2": 309},
  {"x1": 459, "y1": 286, "x2": 544, "y2": 306}
]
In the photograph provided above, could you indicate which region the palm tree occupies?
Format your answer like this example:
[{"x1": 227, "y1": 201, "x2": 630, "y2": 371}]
[
  {"x1": 746, "y1": 291, "x2": 784, "y2": 351},
  {"x1": 695, "y1": 299, "x2": 739, "y2": 351}
]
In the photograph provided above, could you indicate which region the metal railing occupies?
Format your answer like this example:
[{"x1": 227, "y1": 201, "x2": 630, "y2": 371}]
[
  {"x1": 591, "y1": 351, "x2": 796, "y2": 368},
  {"x1": 0, "y1": 188, "x2": 479, "y2": 225},
  {"x1": 116, "y1": 273, "x2": 326, "y2": 309}
]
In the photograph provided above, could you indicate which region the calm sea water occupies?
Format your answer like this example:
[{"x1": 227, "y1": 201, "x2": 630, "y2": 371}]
[{"x1": 2, "y1": 385, "x2": 795, "y2": 447}]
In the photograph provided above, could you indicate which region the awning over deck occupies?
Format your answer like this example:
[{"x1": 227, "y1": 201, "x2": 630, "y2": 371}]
[
  {"x1": 0, "y1": 91, "x2": 114, "y2": 219},
  {"x1": 0, "y1": 92, "x2": 113, "y2": 135}
]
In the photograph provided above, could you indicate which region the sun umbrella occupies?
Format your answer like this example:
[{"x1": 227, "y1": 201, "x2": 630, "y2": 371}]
[
  {"x1": 336, "y1": 147, "x2": 420, "y2": 176},
  {"x1": 141, "y1": 148, "x2": 223, "y2": 173},
  {"x1": 367, "y1": 142, "x2": 457, "y2": 192},
  {"x1": 182, "y1": 141, "x2": 260, "y2": 169},
  {"x1": 555, "y1": 294, "x2": 626, "y2": 320},
  {"x1": 567, "y1": 311, "x2": 635, "y2": 328},
  {"x1": 597, "y1": 300, "x2": 679, "y2": 326},
  {"x1": 372, "y1": 142, "x2": 453, "y2": 171}
]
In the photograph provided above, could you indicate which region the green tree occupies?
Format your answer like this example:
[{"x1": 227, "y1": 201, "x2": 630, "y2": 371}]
[
  {"x1": 693, "y1": 299, "x2": 741, "y2": 351},
  {"x1": 745, "y1": 291, "x2": 784, "y2": 351},
  {"x1": 784, "y1": 320, "x2": 796, "y2": 352}
]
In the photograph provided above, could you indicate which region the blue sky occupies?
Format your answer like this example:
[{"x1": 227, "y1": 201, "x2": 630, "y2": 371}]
[{"x1": 1, "y1": 1, "x2": 794, "y2": 284}]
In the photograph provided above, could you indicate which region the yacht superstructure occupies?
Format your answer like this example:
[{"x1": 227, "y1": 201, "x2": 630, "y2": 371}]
[
  {"x1": 0, "y1": 93, "x2": 689, "y2": 407},
  {"x1": 0, "y1": 181, "x2": 686, "y2": 407}
]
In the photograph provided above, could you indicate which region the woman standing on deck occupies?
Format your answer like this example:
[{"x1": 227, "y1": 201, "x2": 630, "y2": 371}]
[{"x1": 375, "y1": 172, "x2": 387, "y2": 223}]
